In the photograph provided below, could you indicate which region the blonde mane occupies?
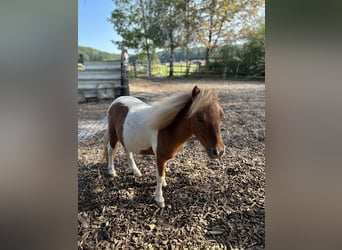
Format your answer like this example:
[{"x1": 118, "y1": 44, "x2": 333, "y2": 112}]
[
  {"x1": 143, "y1": 87, "x2": 218, "y2": 130},
  {"x1": 189, "y1": 88, "x2": 218, "y2": 117}
]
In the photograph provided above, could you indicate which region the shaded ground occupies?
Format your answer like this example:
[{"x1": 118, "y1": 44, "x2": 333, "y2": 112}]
[{"x1": 78, "y1": 79, "x2": 265, "y2": 249}]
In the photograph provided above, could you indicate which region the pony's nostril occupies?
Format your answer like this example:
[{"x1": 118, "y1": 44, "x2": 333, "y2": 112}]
[{"x1": 213, "y1": 148, "x2": 219, "y2": 156}]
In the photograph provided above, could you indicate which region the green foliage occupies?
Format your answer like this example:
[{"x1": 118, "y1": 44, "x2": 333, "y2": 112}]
[
  {"x1": 78, "y1": 46, "x2": 120, "y2": 61},
  {"x1": 110, "y1": 1, "x2": 145, "y2": 50},
  {"x1": 240, "y1": 23, "x2": 265, "y2": 76},
  {"x1": 212, "y1": 22, "x2": 265, "y2": 77},
  {"x1": 158, "y1": 47, "x2": 207, "y2": 63},
  {"x1": 109, "y1": 0, "x2": 264, "y2": 77},
  {"x1": 194, "y1": 0, "x2": 264, "y2": 72},
  {"x1": 108, "y1": 0, "x2": 264, "y2": 78}
]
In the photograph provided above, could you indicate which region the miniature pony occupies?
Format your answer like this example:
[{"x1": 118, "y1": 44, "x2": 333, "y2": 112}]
[{"x1": 103, "y1": 86, "x2": 224, "y2": 207}]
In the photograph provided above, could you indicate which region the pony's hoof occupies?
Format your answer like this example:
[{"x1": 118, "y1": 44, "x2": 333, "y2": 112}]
[
  {"x1": 133, "y1": 169, "x2": 142, "y2": 177},
  {"x1": 156, "y1": 201, "x2": 165, "y2": 208},
  {"x1": 132, "y1": 168, "x2": 142, "y2": 177},
  {"x1": 108, "y1": 170, "x2": 117, "y2": 177},
  {"x1": 155, "y1": 197, "x2": 165, "y2": 208},
  {"x1": 134, "y1": 172, "x2": 142, "y2": 177}
]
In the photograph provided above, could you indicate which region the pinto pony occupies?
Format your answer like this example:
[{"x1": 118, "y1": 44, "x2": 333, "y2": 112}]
[{"x1": 103, "y1": 86, "x2": 225, "y2": 207}]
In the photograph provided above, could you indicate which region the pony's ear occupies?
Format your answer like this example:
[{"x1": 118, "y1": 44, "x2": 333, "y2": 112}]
[{"x1": 192, "y1": 85, "x2": 200, "y2": 99}]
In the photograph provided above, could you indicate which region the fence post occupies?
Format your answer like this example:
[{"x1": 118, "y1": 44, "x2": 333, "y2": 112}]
[
  {"x1": 78, "y1": 54, "x2": 84, "y2": 65},
  {"x1": 121, "y1": 47, "x2": 130, "y2": 96}
]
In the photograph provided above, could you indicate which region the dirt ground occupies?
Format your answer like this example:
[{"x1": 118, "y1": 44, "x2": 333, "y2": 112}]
[{"x1": 78, "y1": 78, "x2": 265, "y2": 249}]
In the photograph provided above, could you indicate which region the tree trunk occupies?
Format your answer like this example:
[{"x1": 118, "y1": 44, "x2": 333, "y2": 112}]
[
  {"x1": 133, "y1": 61, "x2": 137, "y2": 78},
  {"x1": 185, "y1": 46, "x2": 190, "y2": 76},
  {"x1": 185, "y1": 0, "x2": 190, "y2": 77},
  {"x1": 205, "y1": 12, "x2": 213, "y2": 73},
  {"x1": 235, "y1": 63, "x2": 240, "y2": 76},
  {"x1": 168, "y1": 5, "x2": 174, "y2": 78},
  {"x1": 139, "y1": 0, "x2": 151, "y2": 78},
  {"x1": 223, "y1": 64, "x2": 228, "y2": 79},
  {"x1": 205, "y1": 47, "x2": 210, "y2": 73},
  {"x1": 169, "y1": 46, "x2": 174, "y2": 77},
  {"x1": 147, "y1": 51, "x2": 152, "y2": 78}
]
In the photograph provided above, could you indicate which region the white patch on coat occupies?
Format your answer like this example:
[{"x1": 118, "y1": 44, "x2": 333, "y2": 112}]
[
  {"x1": 109, "y1": 96, "x2": 158, "y2": 154},
  {"x1": 126, "y1": 150, "x2": 142, "y2": 176}
]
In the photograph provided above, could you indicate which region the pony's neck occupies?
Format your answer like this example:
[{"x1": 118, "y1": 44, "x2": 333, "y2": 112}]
[
  {"x1": 170, "y1": 100, "x2": 193, "y2": 141},
  {"x1": 157, "y1": 100, "x2": 193, "y2": 158}
]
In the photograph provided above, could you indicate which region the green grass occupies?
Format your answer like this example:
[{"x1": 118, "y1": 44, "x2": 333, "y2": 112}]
[{"x1": 129, "y1": 63, "x2": 199, "y2": 77}]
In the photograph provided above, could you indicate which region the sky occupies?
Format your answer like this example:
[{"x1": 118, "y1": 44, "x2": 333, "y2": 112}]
[{"x1": 78, "y1": 0, "x2": 122, "y2": 54}]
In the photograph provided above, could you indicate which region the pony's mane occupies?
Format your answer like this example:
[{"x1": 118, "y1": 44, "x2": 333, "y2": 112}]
[
  {"x1": 189, "y1": 88, "x2": 218, "y2": 118},
  {"x1": 143, "y1": 88, "x2": 218, "y2": 130}
]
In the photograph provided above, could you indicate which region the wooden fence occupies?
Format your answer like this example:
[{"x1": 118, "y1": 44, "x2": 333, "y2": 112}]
[{"x1": 78, "y1": 48, "x2": 130, "y2": 102}]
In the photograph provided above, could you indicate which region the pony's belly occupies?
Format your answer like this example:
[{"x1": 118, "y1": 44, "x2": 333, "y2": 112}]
[{"x1": 123, "y1": 128, "x2": 155, "y2": 154}]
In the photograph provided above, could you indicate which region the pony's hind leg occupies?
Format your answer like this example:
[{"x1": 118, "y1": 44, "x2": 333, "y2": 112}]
[
  {"x1": 107, "y1": 142, "x2": 118, "y2": 176},
  {"x1": 103, "y1": 126, "x2": 118, "y2": 177},
  {"x1": 126, "y1": 151, "x2": 142, "y2": 177}
]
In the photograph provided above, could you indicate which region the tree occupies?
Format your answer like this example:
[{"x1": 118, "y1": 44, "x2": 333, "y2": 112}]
[
  {"x1": 154, "y1": 0, "x2": 186, "y2": 77},
  {"x1": 109, "y1": 0, "x2": 162, "y2": 77},
  {"x1": 109, "y1": 0, "x2": 264, "y2": 77},
  {"x1": 78, "y1": 46, "x2": 120, "y2": 61},
  {"x1": 217, "y1": 43, "x2": 243, "y2": 78},
  {"x1": 110, "y1": 0, "x2": 196, "y2": 77},
  {"x1": 241, "y1": 21, "x2": 265, "y2": 76},
  {"x1": 180, "y1": 0, "x2": 198, "y2": 76},
  {"x1": 194, "y1": 0, "x2": 264, "y2": 73}
]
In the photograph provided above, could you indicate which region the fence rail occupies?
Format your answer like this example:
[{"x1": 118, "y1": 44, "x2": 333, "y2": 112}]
[
  {"x1": 128, "y1": 61, "x2": 264, "y2": 80},
  {"x1": 78, "y1": 48, "x2": 129, "y2": 102}
]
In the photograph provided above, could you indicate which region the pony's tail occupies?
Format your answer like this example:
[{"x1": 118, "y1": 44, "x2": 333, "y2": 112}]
[{"x1": 102, "y1": 125, "x2": 109, "y2": 165}]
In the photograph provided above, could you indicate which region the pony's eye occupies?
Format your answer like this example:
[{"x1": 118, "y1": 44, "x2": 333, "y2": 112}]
[{"x1": 197, "y1": 115, "x2": 204, "y2": 123}]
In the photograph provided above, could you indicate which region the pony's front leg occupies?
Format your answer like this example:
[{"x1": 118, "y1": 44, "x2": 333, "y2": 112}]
[
  {"x1": 126, "y1": 151, "x2": 142, "y2": 177},
  {"x1": 155, "y1": 157, "x2": 167, "y2": 207}
]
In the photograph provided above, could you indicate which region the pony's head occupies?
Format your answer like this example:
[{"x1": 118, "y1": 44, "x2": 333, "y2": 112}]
[{"x1": 189, "y1": 86, "x2": 225, "y2": 159}]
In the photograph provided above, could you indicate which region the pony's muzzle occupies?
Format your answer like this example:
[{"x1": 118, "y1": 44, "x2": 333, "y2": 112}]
[{"x1": 208, "y1": 146, "x2": 225, "y2": 159}]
